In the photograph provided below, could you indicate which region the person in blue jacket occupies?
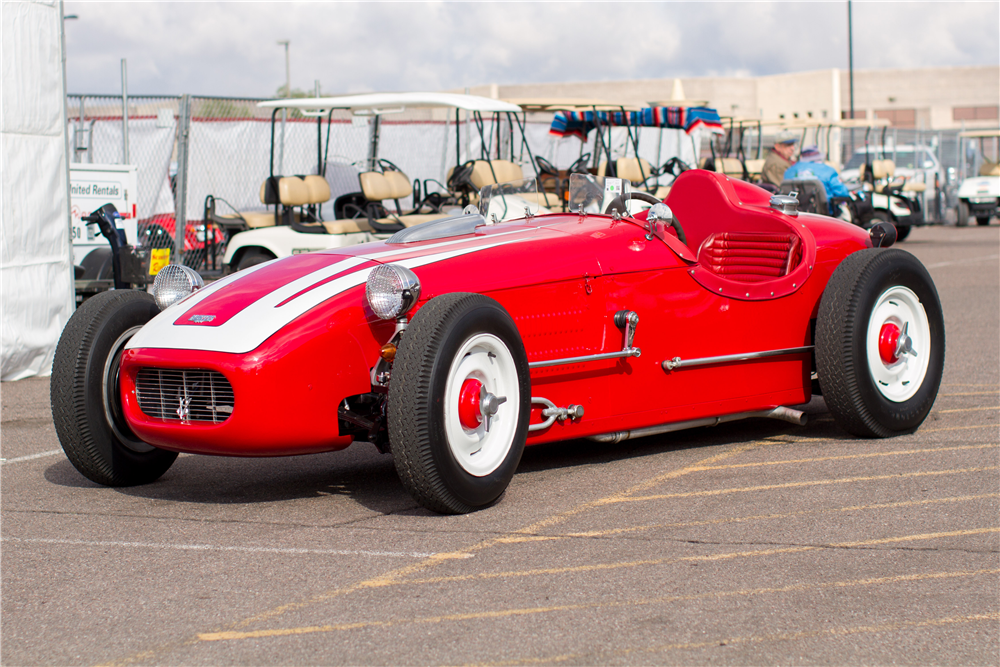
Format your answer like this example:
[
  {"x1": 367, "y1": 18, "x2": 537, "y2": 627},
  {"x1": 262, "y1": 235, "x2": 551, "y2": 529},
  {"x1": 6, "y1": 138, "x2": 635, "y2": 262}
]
[{"x1": 783, "y1": 145, "x2": 850, "y2": 214}]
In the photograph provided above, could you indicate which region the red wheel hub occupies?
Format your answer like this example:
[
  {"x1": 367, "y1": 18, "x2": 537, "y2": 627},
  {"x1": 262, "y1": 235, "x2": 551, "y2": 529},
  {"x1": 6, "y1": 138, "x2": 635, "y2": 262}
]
[
  {"x1": 458, "y1": 379, "x2": 483, "y2": 430},
  {"x1": 878, "y1": 322, "x2": 901, "y2": 364}
]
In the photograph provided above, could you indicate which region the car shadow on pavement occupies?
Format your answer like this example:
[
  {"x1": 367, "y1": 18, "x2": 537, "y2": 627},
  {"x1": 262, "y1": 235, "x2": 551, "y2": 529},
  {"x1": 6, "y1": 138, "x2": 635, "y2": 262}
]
[{"x1": 43, "y1": 442, "x2": 419, "y2": 515}]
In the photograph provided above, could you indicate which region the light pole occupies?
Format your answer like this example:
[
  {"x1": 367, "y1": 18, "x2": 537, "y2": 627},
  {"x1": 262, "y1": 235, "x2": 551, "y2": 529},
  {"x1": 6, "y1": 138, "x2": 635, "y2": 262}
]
[
  {"x1": 277, "y1": 39, "x2": 290, "y2": 97},
  {"x1": 277, "y1": 40, "x2": 289, "y2": 174},
  {"x1": 847, "y1": 1, "x2": 855, "y2": 154}
]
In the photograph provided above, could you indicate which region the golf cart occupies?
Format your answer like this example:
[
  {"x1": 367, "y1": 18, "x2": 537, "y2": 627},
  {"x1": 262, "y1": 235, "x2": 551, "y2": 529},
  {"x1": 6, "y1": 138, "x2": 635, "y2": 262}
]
[
  {"x1": 207, "y1": 93, "x2": 525, "y2": 272},
  {"x1": 955, "y1": 129, "x2": 999, "y2": 226}
]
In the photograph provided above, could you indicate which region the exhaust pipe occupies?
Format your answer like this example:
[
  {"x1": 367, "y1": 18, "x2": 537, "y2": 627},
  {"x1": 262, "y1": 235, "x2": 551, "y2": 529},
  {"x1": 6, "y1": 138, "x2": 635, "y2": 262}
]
[{"x1": 586, "y1": 406, "x2": 807, "y2": 444}]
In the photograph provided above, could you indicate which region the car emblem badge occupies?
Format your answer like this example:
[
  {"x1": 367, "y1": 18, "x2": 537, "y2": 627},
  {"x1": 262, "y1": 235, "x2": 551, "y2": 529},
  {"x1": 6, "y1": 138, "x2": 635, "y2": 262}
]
[{"x1": 189, "y1": 314, "x2": 216, "y2": 323}]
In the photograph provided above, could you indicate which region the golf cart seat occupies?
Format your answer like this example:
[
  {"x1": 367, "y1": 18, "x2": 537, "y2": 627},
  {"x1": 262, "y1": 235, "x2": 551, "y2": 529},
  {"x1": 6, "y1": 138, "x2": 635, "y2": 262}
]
[
  {"x1": 615, "y1": 157, "x2": 670, "y2": 199},
  {"x1": 205, "y1": 175, "x2": 332, "y2": 233},
  {"x1": 980, "y1": 161, "x2": 1000, "y2": 177},
  {"x1": 468, "y1": 160, "x2": 562, "y2": 209},
  {"x1": 779, "y1": 178, "x2": 828, "y2": 216},
  {"x1": 357, "y1": 169, "x2": 451, "y2": 231},
  {"x1": 743, "y1": 158, "x2": 765, "y2": 180}
]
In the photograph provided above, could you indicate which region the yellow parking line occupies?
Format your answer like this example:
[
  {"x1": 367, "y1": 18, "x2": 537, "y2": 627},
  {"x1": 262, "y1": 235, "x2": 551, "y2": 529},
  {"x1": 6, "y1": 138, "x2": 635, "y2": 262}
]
[
  {"x1": 197, "y1": 567, "x2": 999, "y2": 643},
  {"x1": 564, "y1": 493, "x2": 999, "y2": 539},
  {"x1": 923, "y1": 423, "x2": 1000, "y2": 433},
  {"x1": 933, "y1": 406, "x2": 999, "y2": 414},
  {"x1": 939, "y1": 391, "x2": 1000, "y2": 396},
  {"x1": 605, "y1": 466, "x2": 997, "y2": 505},
  {"x1": 180, "y1": 440, "x2": 779, "y2": 637},
  {"x1": 688, "y1": 443, "x2": 997, "y2": 472},
  {"x1": 390, "y1": 527, "x2": 1000, "y2": 588},
  {"x1": 475, "y1": 612, "x2": 1000, "y2": 666}
]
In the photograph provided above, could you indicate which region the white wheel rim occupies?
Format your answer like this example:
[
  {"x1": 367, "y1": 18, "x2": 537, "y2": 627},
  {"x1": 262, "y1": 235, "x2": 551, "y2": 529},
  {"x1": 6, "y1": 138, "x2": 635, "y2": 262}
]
[
  {"x1": 443, "y1": 333, "x2": 519, "y2": 477},
  {"x1": 866, "y1": 286, "x2": 931, "y2": 402}
]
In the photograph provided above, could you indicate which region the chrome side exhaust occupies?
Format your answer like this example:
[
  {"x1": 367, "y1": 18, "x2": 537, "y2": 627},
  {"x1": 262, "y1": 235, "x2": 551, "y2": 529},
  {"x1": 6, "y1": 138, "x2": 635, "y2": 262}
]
[{"x1": 586, "y1": 406, "x2": 807, "y2": 444}]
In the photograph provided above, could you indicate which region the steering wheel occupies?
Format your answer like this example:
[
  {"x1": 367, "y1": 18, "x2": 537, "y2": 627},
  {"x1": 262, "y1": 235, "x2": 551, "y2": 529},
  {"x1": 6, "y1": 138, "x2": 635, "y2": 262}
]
[
  {"x1": 535, "y1": 156, "x2": 559, "y2": 177},
  {"x1": 377, "y1": 158, "x2": 403, "y2": 173},
  {"x1": 658, "y1": 157, "x2": 691, "y2": 178},
  {"x1": 604, "y1": 191, "x2": 687, "y2": 245},
  {"x1": 567, "y1": 153, "x2": 592, "y2": 175},
  {"x1": 447, "y1": 160, "x2": 476, "y2": 193}
]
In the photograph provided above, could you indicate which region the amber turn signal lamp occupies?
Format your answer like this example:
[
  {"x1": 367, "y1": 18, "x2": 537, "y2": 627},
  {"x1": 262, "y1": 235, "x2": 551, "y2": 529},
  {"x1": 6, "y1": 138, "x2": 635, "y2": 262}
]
[{"x1": 380, "y1": 343, "x2": 397, "y2": 362}]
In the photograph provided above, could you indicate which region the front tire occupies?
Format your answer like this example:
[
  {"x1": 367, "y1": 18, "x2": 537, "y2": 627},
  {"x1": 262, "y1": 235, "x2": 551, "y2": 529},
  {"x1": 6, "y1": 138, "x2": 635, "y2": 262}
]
[
  {"x1": 51, "y1": 290, "x2": 178, "y2": 486},
  {"x1": 816, "y1": 249, "x2": 944, "y2": 437},
  {"x1": 388, "y1": 293, "x2": 531, "y2": 514}
]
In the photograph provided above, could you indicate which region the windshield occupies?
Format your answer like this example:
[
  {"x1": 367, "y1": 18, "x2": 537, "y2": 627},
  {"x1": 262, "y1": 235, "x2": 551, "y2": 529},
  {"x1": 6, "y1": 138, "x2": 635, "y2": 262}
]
[
  {"x1": 478, "y1": 178, "x2": 546, "y2": 223},
  {"x1": 845, "y1": 148, "x2": 937, "y2": 171},
  {"x1": 567, "y1": 173, "x2": 638, "y2": 215}
]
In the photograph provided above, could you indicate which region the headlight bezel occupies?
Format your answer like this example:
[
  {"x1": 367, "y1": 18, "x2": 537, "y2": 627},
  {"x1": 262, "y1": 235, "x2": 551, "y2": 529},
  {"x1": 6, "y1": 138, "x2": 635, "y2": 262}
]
[
  {"x1": 365, "y1": 264, "x2": 421, "y2": 321},
  {"x1": 151, "y1": 264, "x2": 204, "y2": 311}
]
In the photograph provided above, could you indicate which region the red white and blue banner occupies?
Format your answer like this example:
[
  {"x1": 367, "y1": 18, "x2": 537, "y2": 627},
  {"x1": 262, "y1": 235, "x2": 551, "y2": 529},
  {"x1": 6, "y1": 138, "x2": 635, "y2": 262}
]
[{"x1": 549, "y1": 106, "x2": 724, "y2": 139}]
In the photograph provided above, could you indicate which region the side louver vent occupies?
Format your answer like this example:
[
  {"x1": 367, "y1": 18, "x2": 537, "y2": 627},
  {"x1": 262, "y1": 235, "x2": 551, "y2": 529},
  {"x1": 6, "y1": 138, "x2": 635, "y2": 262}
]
[{"x1": 135, "y1": 368, "x2": 234, "y2": 423}]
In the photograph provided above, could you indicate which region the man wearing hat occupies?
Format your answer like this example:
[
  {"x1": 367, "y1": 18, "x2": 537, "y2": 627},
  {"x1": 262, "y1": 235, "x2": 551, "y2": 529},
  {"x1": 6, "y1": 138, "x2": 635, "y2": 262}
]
[
  {"x1": 784, "y1": 145, "x2": 850, "y2": 206},
  {"x1": 761, "y1": 132, "x2": 798, "y2": 186}
]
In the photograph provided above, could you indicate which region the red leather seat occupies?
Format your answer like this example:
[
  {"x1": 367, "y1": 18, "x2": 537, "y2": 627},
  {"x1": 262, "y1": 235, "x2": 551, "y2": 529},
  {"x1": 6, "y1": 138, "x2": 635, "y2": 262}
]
[{"x1": 698, "y1": 232, "x2": 802, "y2": 283}]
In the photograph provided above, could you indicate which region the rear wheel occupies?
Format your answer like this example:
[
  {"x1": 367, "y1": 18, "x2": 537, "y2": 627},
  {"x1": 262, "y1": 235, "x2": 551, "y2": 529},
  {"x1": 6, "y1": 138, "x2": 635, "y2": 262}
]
[
  {"x1": 388, "y1": 293, "x2": 531, "y2": 514},
  {"x1": 51, "y1": 290, "x2": 178, "y2": 485},
  {"x1": 957, "y1": 201, "x2": 970, "y2": 226},
  {"x1": 895, "y1": 225, "x2": 911, "y2": 241},
  {"x1": 234, "y1": 248, "x2": 275, "y2": 272},
  {"x1": 816, "y1": 249, "x2": 944, "y2": 437}
]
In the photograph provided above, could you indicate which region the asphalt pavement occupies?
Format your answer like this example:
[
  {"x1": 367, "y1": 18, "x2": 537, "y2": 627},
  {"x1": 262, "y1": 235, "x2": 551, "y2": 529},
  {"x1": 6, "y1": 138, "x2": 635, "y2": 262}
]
[{"x1": 2, "y1": 223, "x2": 998, "y2": 666}]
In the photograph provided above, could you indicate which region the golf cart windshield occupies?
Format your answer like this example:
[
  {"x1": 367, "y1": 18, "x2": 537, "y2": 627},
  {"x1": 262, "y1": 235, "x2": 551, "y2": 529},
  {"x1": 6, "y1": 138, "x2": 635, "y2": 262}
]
[{"x1": 478, "y1": 179, "x2": 545, "y2": 223}]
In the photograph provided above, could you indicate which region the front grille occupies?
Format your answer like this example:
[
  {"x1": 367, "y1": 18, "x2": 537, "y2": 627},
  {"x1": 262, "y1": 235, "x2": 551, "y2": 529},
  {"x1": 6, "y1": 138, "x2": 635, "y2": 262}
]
[{"x1": 135, "y1": 368, "x2": 234, "y2": 423}]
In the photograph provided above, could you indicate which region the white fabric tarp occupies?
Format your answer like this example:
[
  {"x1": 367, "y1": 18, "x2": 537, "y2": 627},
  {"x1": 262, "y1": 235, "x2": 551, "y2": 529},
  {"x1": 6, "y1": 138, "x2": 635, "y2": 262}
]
[{"x1": 1, "y1": 0, "x2": 75, "y2": 380}]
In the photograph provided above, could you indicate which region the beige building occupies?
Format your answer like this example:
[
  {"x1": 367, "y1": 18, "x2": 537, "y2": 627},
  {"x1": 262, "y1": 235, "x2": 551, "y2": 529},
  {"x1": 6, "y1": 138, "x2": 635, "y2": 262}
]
[{"x1": 469, "y1": 65, "x2": 999, "y2": 132}]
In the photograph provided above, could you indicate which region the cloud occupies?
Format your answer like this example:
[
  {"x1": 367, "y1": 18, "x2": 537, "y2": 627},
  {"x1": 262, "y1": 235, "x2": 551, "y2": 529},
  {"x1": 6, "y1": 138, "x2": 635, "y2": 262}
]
[{"x1": 62, "y1": 1, "x2": 998, "y2": 97}]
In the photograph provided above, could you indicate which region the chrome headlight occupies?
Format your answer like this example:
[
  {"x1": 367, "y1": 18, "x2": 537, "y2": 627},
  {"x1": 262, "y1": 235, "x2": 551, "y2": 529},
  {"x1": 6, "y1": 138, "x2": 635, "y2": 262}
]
[
  {"x1": 365, "y1": 264, "x2": 421, "y2": 320},
  {"x1": 152, "y1": 264, "x2": 204, "y2": 311}
]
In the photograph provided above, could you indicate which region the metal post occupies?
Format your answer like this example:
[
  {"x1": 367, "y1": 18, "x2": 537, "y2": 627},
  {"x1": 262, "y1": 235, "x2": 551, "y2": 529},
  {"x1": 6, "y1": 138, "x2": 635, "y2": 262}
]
[
  {"x1": 277, "y1": 40, "x2": 289, "y2": 176},
  {"x1": 121, "y1": 58, "x2": 130, "y2": 164},
  {"x1": 847, "y1": 1, "x2": 855, "y2": 157},
  {"x1": 59, "y1": 0, "x2": 76, "y2": 307},
  {"x1": 174, "y1": 94, "x2": 192, "y2": 265}
]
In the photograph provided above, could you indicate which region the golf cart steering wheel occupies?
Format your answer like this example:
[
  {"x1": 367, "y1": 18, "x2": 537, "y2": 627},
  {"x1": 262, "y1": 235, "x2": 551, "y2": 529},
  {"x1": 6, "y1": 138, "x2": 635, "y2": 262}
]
[
  {"x1": 604, "y1": 192, "x2": 687, "y2": 245},
  {"x1": 448, "y1": 160, "x2": 476, "y2": 193},
  {"x1": 567, "y1": 153, "x2": 592, "y2": 175},
  {"x1": 535, "y1": 156, "x2": 559, "y2": 177},
  {"x1": 658, "y1": 157, "x2": 691, "y2": 178}
]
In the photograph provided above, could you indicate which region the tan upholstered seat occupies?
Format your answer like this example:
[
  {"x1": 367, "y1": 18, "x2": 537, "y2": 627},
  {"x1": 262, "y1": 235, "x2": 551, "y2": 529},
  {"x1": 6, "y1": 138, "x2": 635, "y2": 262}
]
[
  {"x1": 980, "y1": 161, "x2": 1000, "y2": 177},
  {"x1": 615, "y1": 157, "x2": 654, "y2": 184},
  {"x1": 302, "y1": 175, "x2": 331, "y2": 204},
  {"x1": 716, "y1": 157, "x2": 745, "y2": 178},
  {"x1": 744, "y1": 158, "x2": 765, "y2": 178}
]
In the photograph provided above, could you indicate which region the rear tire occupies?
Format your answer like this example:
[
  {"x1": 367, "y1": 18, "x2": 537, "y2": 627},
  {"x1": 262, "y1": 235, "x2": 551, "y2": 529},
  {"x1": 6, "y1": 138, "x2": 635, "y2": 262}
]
[
  {"x1": 51, "y1": 290, "x2": 178, "y2": 486},
  {"x1": 235, "y1": 248, "x2": 275, "y2": 272},
  {"x1": 816, "y1": 249, "x2": 944, "y2": 437},
  {"x1": 388, "y1": 293, "x2": 530, "y2": 514},
  {"x1": 957, "y1": 201, "x2": 970, "y2": 226},
  {"x1": 895, "y1": 225, "x2": 911, "y2": 241}
]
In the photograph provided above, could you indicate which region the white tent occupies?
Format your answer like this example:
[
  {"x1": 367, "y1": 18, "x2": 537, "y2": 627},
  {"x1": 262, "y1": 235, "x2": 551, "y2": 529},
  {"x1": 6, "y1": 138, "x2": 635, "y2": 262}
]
[{"x1": 1, "y1": 0, "x2": 75, "y2": 380}]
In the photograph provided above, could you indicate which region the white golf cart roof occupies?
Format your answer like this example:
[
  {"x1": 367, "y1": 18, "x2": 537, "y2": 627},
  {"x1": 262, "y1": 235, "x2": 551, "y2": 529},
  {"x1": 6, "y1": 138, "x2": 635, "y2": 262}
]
[
  {"x1": 504, "y1": 98, "x2": 643, "y2": 112},
  {"x1": 959, "y1": 129, "x2": 1000, "y2": 138},
  {"x1": 258, "y1": 92, "x2": 522, "y2": 114}
]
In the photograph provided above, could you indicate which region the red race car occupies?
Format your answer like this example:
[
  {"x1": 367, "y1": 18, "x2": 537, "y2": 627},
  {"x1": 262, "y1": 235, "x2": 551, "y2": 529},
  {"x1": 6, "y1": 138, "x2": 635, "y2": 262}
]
[{"x1": 51, "y1": 170, "x2": 945, "y2": 514}]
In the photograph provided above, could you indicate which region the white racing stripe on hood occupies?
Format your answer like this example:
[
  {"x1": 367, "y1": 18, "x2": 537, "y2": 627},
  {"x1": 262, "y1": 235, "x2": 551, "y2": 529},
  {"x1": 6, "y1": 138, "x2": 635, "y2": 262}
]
[{"x1": 128, "y1": 236, "x2": 531, "y2": 354}]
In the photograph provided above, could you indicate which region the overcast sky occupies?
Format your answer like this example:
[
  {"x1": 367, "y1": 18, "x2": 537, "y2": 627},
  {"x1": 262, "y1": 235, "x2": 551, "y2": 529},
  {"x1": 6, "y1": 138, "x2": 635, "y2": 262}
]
[{"x1": 63, "y1": 1, "x2": 999, "y2": 99}]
